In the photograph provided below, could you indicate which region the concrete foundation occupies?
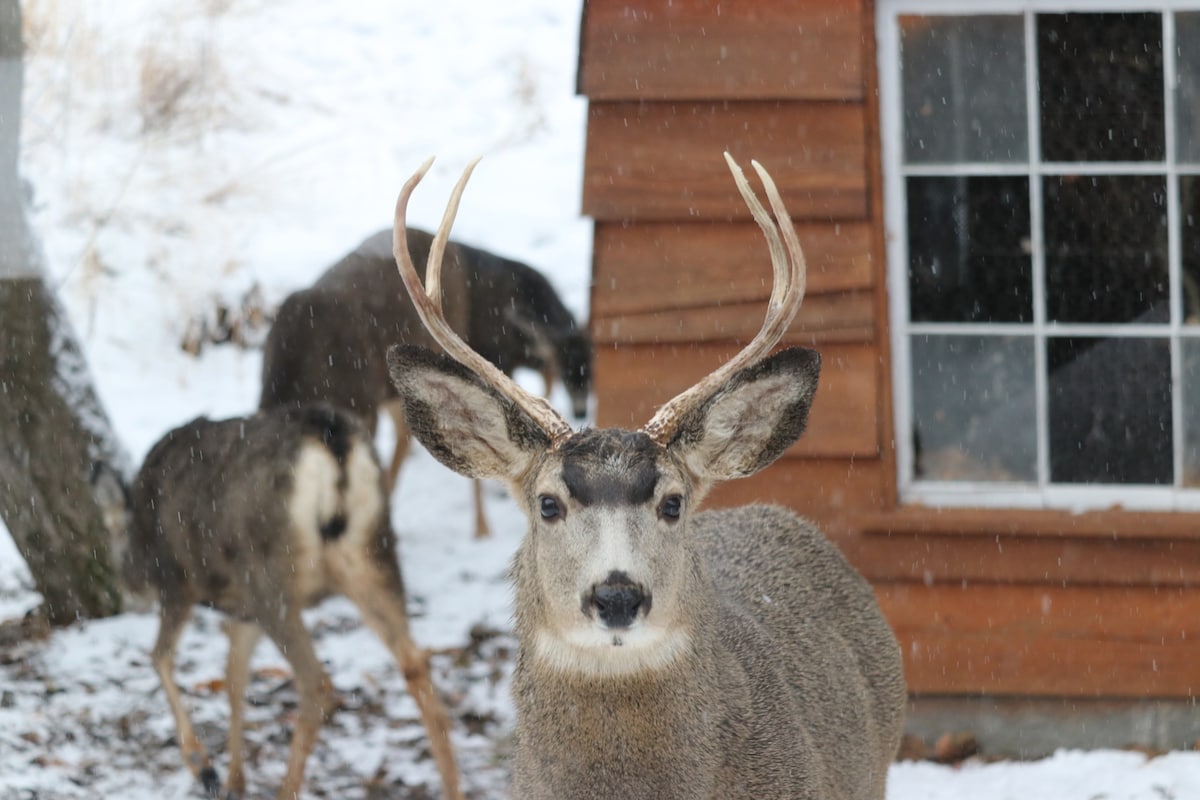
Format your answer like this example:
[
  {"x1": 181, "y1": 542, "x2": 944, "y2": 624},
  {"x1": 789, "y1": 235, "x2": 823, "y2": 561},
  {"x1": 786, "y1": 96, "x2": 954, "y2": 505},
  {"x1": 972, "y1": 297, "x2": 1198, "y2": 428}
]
[{"x1": 904, "y1": 695, "x2": 1200, "y2": 759}]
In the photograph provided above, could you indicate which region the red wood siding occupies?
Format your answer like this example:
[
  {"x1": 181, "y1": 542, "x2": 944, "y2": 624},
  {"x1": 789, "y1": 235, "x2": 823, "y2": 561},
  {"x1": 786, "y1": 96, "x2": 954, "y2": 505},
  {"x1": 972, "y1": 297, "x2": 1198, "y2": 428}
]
[
  {"x1": 583, "y1": 101, "x2": 867, "y2": 221},
  {"x1": 578, "y1": 0, "x2": 864, "y2": 101},
  {"x1": 578, "y1": 0, "x2": 1200, "y2": 701}
]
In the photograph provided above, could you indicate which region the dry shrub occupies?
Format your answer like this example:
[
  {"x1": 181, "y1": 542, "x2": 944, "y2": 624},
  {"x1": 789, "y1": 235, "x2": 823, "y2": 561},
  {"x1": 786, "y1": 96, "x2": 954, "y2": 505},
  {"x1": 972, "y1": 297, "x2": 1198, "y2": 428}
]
[
  {"x1": 138, "y1": 34, "x2": 225, "y2": 135},
  {"x1": 19, "y1": 0, "x2": 58, "y2": 57},
  {"x1": 22, "y1": 0, "x2": 231, "y2": 137},
  {"x1": 509, "y1": 54, "x2": 547, "y2": 141},
  {"x1": 200, "y1": 0, "x2": 237, "y2": 16},
  {"x1": 138, "y1": 40, "x2": 194, "y2": 132},
  {"x1": 138, "y1": 1, "x2": 237, "y2": 135},
  {"x1": 19, "y1": 0, "x2": 103, "y2": 79},
  {"x1": 180, "y1": 282, "x2": 273, "y2": 355}
]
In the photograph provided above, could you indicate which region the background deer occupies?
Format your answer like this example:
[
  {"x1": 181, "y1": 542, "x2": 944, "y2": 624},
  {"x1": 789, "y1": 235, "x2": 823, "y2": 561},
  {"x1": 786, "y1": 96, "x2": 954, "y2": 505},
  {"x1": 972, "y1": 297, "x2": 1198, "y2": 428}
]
[
  {"x1": 382, "y1": 155, "x2": 907, "y2": 798},
  {"x1": 125, "y1": 404, "x2": 461, "y2": 800},
  {"x1": 259, "y1": 226, "x2": 592, "y2": 538}
]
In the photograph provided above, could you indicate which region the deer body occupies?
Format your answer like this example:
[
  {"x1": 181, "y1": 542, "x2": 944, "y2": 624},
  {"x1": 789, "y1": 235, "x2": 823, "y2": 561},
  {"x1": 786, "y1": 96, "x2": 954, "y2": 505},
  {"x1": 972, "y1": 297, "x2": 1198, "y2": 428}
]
[
  {"x1": 259, "y1": 228, "x2": 471, "y2": 429},
  {"x1": 260, "y1": 227, "x2": 592, "y2": 536},
  {"x1": 510, "y1": 502, "x2": 903, "y2": 799},
  {"x1": 464, "y1": 246, "x2": 591, "y2": 401},
  {"x1": 126, "y1": 405, "x2": 461, "y2": 800},
  {"x1": 376, "y1": 154, "x2": 905, "y2": 800}
]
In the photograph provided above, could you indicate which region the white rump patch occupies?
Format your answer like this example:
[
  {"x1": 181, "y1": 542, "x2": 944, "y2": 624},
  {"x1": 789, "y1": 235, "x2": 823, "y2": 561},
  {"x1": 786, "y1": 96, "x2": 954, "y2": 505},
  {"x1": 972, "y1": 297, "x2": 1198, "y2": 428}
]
[
  {"x1": 287, "y1": 439, "x2": 384, "y2": 600},
  {"x1": 339, "y1": 442, "x2": 384, "y2": 547},
  {"x1": 287, "y1": 441, "x2": 340, "y2": 599}
]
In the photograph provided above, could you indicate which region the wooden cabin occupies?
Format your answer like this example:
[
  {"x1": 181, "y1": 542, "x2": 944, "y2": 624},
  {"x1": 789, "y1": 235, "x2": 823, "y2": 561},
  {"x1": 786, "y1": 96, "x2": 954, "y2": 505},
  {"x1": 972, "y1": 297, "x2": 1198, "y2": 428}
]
[{"x1": 577, "y1": 0, "x2": 1200, "y2": 753}]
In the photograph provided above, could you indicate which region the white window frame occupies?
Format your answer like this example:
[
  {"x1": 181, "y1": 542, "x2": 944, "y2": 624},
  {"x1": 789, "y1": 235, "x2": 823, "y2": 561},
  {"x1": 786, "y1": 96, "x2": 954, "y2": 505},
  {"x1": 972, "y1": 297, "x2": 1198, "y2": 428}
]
[{"x1": 878, "y1": 0, "x2": 1200, "y2": 512}]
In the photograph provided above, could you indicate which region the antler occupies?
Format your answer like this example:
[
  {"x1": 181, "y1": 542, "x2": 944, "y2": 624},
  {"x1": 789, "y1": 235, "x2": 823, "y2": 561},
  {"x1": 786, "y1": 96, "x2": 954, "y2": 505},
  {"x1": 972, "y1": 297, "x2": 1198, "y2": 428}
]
[
  {"x1": 641, "y1": 152, "x2": 807, "y2": 445},
  {"x1": 393, "y1": 157, "x2": 574, "y2": 446}
]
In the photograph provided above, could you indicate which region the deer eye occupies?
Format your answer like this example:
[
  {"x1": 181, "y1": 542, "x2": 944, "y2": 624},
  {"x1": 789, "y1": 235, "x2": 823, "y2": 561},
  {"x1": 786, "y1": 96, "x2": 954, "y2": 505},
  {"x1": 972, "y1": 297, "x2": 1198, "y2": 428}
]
[
  {"x1": 539, "y1": 495, "x2": 562, "y2": 521},
  {"x1": 658, "y1": 494, "x2": 683, "y2": 522}
]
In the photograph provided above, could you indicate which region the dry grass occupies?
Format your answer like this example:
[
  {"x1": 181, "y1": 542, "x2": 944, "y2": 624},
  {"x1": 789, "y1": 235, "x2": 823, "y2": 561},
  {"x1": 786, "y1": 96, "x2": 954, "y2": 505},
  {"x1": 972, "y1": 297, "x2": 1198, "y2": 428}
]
[
  {"x1": 22, "y1": 0, "x2": 233, "y2": 137},
  {"x1": 19, "y1": 0, "x2": 301, "y2": 351},
  {"x1": 137, "y1": 12, "x2": 231, "y2": 136},
  {"x1": 138, "y1": 37, "x2": 205, "y2": 133},
  {"x1": 19, "y1": 0, "x2": 66, "y2": 60},
  {"x1": 18, "y1": 0, "x2": 256, "y2": 326}
]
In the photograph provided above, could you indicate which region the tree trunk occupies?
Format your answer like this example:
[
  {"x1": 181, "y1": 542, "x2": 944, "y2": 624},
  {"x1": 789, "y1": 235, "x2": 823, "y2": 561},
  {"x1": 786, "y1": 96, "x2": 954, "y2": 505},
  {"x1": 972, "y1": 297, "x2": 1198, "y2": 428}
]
[{"x1": 0, "y1": 0, "x2": 130, "y2": 624}]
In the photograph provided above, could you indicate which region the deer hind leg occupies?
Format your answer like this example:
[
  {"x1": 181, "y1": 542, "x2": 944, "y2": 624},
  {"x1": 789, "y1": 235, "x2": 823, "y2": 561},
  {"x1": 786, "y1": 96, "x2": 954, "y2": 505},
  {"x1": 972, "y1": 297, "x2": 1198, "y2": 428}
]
[
  {"x1": 222, "y1": 619, "x2": 263, "y2": 799},
  {"x1": 383, "y1": 400, "x2": 411, "y2": 494},
  {"x1": 256, "y1": 609, "x2": 328, "y2": 800},
  {"x1": 151, "y1": 600, "x2": 219, "y2": 796},
  {"x1": 331, "y1": 552, "x2": 463, "y2": 800}
]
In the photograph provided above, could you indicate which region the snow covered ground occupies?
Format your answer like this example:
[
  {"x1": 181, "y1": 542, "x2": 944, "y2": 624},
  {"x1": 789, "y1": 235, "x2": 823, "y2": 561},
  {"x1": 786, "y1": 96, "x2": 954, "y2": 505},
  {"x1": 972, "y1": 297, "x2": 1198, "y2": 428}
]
[{"x1": 2, "y1": 1, "x2": 1200, "y2": 797}]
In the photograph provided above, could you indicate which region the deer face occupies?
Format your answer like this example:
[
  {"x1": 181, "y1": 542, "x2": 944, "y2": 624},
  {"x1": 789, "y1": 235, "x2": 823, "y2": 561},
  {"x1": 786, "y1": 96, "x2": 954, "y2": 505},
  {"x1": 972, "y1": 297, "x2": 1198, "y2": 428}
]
[
  {"x1": 385, "y1": 152, "x2": 816, "y2": 676},
  {"x1": 390, "y1": 343, "x2": 820, "y2": 679},
  {"x1": 513, "y1": 428, "x2": 697, "y2": 675}
]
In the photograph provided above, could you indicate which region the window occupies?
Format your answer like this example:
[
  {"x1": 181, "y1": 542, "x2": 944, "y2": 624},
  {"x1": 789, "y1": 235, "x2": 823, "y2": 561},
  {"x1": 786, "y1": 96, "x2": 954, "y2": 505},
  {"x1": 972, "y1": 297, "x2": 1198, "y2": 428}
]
[{"x1": 878, "y1": 2, "x2": 1200, "y2": 510}]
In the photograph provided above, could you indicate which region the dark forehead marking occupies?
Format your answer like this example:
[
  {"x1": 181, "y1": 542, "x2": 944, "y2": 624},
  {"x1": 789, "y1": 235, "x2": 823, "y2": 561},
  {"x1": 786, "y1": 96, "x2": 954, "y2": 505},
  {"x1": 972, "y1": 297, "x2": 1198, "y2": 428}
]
[{"x1": 559, "y1": 429, "x2": 660, "y2": 506}]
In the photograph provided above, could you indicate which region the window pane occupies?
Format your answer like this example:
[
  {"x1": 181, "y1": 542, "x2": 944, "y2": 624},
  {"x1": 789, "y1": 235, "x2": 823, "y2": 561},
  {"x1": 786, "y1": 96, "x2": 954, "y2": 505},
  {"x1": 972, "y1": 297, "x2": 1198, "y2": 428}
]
[
  {"x1": 1038, "y1": 13, "x2": 1164, "y2": 162},
  {"x1": 1181, "y1": 175, "x2": 1200, "y2": 323},
  {"x1": 907, "y1": 176, "x2": 1032, "y2": 323},
  {"x1": 1043, "y1": 175, "x2": 1168, "y2": 324},
  {"x1": 900, "y1": 15, "x2": 1028, "y2": 164},
  {"x1": 1182, "y1": 338, "x2": 1200, "y2": 486},
  {"x1": 1047, "y1": 336, "x2": 1172, "y2": 484},
  {"x1": 911, "y1": 334, "x2": 1036, "y2": 482},
  {"x1": 1176, "y1": 12, "x2": 1200, "y2": 163}
]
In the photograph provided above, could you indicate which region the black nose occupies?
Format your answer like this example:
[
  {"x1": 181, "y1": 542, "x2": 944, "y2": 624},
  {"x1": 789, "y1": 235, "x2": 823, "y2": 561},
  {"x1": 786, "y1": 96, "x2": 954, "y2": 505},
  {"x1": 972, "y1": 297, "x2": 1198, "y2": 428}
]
[{"x1": 591, "y1": 580, "x2": 644, "y2": 629}]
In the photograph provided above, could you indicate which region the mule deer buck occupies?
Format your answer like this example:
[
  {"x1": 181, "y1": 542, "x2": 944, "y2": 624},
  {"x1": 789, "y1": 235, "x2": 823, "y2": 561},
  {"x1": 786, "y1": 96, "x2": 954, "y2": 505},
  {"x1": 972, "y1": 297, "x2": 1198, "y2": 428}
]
[
  {"x1": 260, "y1": 226, "x2": 592, "y2": 538},
  {"x1": 126, "y1": 404, "x2": 462, "y2": 800},
  {"x1": 382, "y1": 155, "x2": 907, "y2": 798}
]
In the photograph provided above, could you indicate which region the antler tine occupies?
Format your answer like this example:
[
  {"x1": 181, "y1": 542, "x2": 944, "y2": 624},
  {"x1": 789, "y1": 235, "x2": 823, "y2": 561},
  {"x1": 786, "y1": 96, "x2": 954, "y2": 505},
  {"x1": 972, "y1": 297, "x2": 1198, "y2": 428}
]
[
  {"x1": 735, "y1": 157, "x2": 790, "y2": 323},
  {"x1": 642, "y1": 153, "x2": 807, "y2": 445},
  {"x1": 393, "y1": 157, "x2": 574, "y2": 445},
  {"x1": 424, "y1": 156, "x2": 482, "y2": 316},
  {"x1": 751, "y1": 158, "x2": 807, "y2": 328}
]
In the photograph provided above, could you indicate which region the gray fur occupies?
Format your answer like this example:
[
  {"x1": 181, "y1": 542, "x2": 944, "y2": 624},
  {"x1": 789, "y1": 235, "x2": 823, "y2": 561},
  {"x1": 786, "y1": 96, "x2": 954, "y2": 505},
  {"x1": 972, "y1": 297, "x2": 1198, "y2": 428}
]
[
  {"x1": 260, "y1": 226, "x2": 592, "y2": 428},
  {"x1": 260, "y1": 227, "x2": 591, "y2": 537},
  {"x1": 127, "y1": 405, "x2": 379, "y2": 616},
  {"x1": 509, "y1": 505, "x2": 905, "y2": 799},
  {"x1": 126, "y1": 404, "x2": 461, "y2": 800},
  {"x1": 388, "y1": 343, "x2": 907, "y2": 800},
  {"x1": 386, "y1": 344, "x2": 551, "y2": 479}
]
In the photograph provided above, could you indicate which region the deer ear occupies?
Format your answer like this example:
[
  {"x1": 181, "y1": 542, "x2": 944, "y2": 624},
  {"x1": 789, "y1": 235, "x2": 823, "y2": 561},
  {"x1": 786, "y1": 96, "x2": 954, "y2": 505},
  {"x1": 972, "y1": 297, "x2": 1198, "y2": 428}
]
[
  {"x1": 666, "y1": 347, "x2": 820, "y2": 488},
  {"x1": 387, "y1": 345, "x2": 549, "y2": 481}
]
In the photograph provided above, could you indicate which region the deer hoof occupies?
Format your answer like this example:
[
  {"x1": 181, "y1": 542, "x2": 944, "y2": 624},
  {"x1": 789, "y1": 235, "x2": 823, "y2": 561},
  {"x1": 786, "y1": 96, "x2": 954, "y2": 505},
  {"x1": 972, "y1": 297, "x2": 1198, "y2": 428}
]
[{"x1": 199, "y1": 765, "x2": 221, "y2": 797}]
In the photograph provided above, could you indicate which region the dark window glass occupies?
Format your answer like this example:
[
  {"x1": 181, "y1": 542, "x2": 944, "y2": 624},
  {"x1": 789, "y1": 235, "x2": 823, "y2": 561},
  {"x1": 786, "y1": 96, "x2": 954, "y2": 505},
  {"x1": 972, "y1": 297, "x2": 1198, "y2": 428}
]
[
  {"x1": 900, "y1": 14, "x2": 1028, "y2": 164},
  {"x1": 1038, "y1": 13, "x2": 1164, "y2": 162},
  {"x1": 1182, "y1": 337, "x2": 1200, "y2": 486},
  {"x1": 1181, "y1": 175, "x2": 1200, "y2": 322},
  {"x1": 1175, "y1": 12, "x2": 1200, "y2": 163},
  {"x1": 1043, "y1": 174, "x2": 1168, "y2": 324},
  {"x1": 1047, "y1": 336, "x2": 1172, "y2": 484},
  {"x1": 911, "y1": 334, "x2": 1037, "y2": 482},
  {"x1": 907, "y1": 176, "x2": 1032, "y2": 323}
]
